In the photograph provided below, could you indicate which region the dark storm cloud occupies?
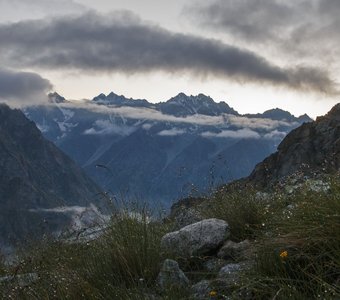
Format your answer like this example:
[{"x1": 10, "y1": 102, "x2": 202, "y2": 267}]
[
  {"x1": 0, "y1": 11, "x2": 337, "y2": 94},
  {"x1": 187, "y1": 0, "x2": 340, "y2": 56},
  {"x1": 0, "y1": 69, "x2": 52, "y2": 104}
]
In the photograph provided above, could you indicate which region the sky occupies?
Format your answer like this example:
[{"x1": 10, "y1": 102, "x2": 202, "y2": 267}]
[{"x1": 0, "y1": 0, "x2": 339, "y2": 118}]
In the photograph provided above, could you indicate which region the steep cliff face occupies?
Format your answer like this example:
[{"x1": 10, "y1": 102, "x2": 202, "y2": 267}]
[
  {"x1": 0, "y1": 104, "x2": 103, "y2": 248},
  {"x1": 248, "y1": 104, "x2": 340, "y2": 186}
]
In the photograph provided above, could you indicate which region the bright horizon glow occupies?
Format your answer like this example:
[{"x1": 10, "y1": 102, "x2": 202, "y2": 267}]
[{"x1": 45, "y1": 70, "x2": 336, "y2": 119}]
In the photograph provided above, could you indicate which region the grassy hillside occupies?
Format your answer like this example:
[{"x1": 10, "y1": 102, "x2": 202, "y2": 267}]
[{"x1": 0, "y1": 177, "x2": 339, "y2": 299}]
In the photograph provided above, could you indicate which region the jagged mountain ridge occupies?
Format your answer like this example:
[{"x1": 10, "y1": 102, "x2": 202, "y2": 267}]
[
  {"x1": 248, "y1": 103, "x2": 340, "y2": 186},
  {"x1": 90, "y1": 91, "x2": 309, "y2": 120},
  {"x1": 24, "y1": 92, "x2": 312, "y2": 206},
  {"x1": 158, "y1": 93, "x2": 239, "y2": 117},
  {"x1": 0, "y1": 104, "x2": 103, "y2": 249}
]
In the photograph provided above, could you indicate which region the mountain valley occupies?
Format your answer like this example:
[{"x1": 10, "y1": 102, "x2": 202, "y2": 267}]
[{"x1": 24, "y1": 92, "x2": 312, "y2": 207}]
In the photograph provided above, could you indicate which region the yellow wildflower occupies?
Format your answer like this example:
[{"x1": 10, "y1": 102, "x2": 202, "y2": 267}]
[
  {"x1": 209, "y1": 290, "x2": 217, "y2": 297},
  {"x1": 280, "y1": 250, "x2": 288, "y2": 259}
]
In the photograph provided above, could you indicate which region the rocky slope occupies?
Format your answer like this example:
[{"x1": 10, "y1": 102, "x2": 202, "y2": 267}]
[
  {"x1": 248, "y1": 103, "x2": 340, "y2": 186},
  {"x1": 0, "y1": 104, "x2": 104, "y2": 250}
]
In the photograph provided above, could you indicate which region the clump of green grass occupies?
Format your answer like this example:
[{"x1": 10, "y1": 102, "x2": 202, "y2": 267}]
[
  {"x1": 201, "y1": 183, "x2": 278, "y2": 241},
  {"x1": 239, "y1": 179, "x2": 340, "y2": 299}
]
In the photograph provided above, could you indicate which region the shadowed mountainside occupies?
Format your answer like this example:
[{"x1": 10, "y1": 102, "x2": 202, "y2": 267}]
[
  {"x1": 248, "y1": 103, "x2": 340, "y2": 186},
  {"x1": 0, "y1": 104, "x2": 104, "y2": 249}
]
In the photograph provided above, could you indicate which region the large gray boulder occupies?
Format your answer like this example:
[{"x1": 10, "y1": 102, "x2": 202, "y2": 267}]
[
  {"x1": 157, "y1": 259, "x2": 189, "y2": 290},
  {"x1": 161, "y1": 219, "x2": 230, "y2": 258}
]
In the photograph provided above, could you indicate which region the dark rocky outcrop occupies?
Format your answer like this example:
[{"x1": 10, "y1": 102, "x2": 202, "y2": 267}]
[
  {"x1": 0, "y1": 104, "x2": 103, "y2": 249},
  {"x1": 248, "y1": 103, "x2": 340, "y2": 186}
]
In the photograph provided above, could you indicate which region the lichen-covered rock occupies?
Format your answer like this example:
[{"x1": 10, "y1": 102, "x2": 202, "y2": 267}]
[
  {"x1": 161, "y1": 219, "x2": 230, "y2": 258},
  {"x1": 157, "y1": 259, "x2": 189, "y2": 290}
]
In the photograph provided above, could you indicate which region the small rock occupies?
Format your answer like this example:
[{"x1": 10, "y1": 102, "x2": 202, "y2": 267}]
[
  {"x1": 191, "y1": 280, "x2": 211, "y2": 299},
  {"x1": 217, "y1": 261, "x2": 254, "y2": 287},
  {"x1": 217, "y1": 263, "x2": 242, "y2": 288},
  {"x1": 217, "y1": 240, "x2": 251, "y2": 261},
  {"x1": 157, "y1": 259, "x2": 189, "y2": 290},
  {"x1": 203, "y1": 258, "x2": 227, "y2": 273},
  {"x1": 218, "y1": 264, "x2": 242, "y2": 279},
  {"x1": 161, "y1": 219, "x2": 230, "y2": 258}
]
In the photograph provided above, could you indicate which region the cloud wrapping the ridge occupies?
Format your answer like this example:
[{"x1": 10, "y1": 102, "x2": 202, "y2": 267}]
[
  {"x1": 201, "y1": 128, "x2": 261, "y2": 139},
  {"x1": 0, "y1": 11, "x2": 337, "y2": 94},
  {"x1": 263, "y1": 130, "x2": 287, "y2": 140},
  {"x1": 60, "y1": 102, "x2": 294, "y2": 131},
  {"x1": 0, "y1": 68, "x2": 52, "y2": 104},
  {"x1": 157, "y1": 128, "x2": 187, "y2": 136},
  {"x1": 83, "y1": 119, "x2": 135, "y2": 136}
]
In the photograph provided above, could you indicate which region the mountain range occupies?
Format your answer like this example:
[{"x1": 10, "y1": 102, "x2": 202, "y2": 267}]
[{"x1": 23, "y1": 92, "x2": 312, "y2": 207}]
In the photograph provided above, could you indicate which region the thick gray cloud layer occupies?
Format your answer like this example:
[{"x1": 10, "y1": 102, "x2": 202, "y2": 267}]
[
  {"x1": 188, "y1": 0, "x2": 306, "y2": 41},
  {"x1": 188, "y1": 0, "x2": 340, "y2": 60},
  {"x1": 0, "y1": 11, "x2": 336, "y2": 94},
  {"x1": 0, "y1": 68, "x2": 52, "y2": 104}
]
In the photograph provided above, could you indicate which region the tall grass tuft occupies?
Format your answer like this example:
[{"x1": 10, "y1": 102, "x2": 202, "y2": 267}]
[
  {"x1": 0, "y1": 204, "x2": 170, "y2": 299},
  {"x1": 201, "y1": 184, "x2": 276, "y2": 241}
]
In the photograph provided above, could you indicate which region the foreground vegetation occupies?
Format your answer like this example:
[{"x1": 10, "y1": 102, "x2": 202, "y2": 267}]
[
  {"x1": 0, "y1": 177, "x2": 339, "y2": 299},
  {"x1": 0, "y1": 206, "x2": 172, "y2": 299},
  {"x1": 202, "y1": 177, "x2": 340, "y2": 299}
]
